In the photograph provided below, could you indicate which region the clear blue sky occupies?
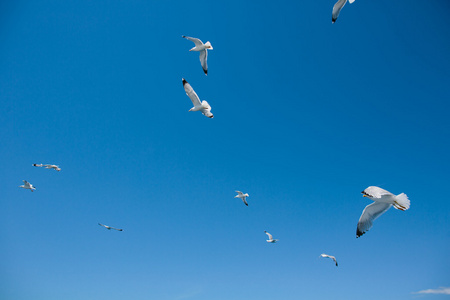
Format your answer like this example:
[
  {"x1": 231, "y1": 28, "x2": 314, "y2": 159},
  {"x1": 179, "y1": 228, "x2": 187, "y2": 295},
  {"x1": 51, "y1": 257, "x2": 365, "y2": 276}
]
[{"x1": 1, "y1": 0, "x2": 449, "y2": 299}]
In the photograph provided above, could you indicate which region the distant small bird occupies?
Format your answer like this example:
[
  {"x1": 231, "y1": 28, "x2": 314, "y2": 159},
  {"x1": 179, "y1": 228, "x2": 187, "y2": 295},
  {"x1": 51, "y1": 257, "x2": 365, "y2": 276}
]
[
  {"x1": 182, "y1": 35, "x2": 213, "y2": 75},
  {"x1": 357, "y1": 186, "x2": 410, "y2": 238},
  {"x1": 182, "y1": 78, "x2": 213, "y2": 118},
  {"x1": 98, "y1": 223, "x2": 123, "y2": 231},
  {"x1": 33, "y1": 163, "x2": 61, "y2": 171},
  {"x1": 235, "y1": 191, "x2": 249, "y2": 206},
  {"x1": 320, "y1": 254, "x2": 338, "y2": 266},
  {"x1": 332, "y1": 0, "x2": 355, "y2": 23},
  {"x1": 264, "y1": 231, "x2": 278, "y2": 243},
  {"x1": 19, "y1": 180, "x2": 36, "y2": 192}
]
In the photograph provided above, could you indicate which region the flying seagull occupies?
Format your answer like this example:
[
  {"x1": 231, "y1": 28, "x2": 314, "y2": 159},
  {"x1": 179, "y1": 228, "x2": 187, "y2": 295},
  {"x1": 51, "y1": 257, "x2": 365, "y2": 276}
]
[
  {"x1": 182, "y1": 35, "x2": 213, "y2": 75},
  {"x1": 182, "y1": 78, "x2": 213, "y2": 118},
  {"x1": 264, "y1": 231, "x2": 278, "y2": 243},
  {"x1": 98, "y1": 223, "x2": 123, "y2": 231},
  {"x1": 235, "y1": 191, "x2": 249, "y2": 206},
  {"x1": 33, "y1": 163, "x2": 61, "y2": 171},
  {"x1": 357, "y1": 186, "x2": 410, "y2": 238},
  {"x1": 320, "y1": 254, "x2": 338, "y2": 266},
  {"x1": 19, "y1": 180, "x2": 36, "y2": 192},
  {"x1": 332, "y1": 0, "x2": 355, "y2": 23}
]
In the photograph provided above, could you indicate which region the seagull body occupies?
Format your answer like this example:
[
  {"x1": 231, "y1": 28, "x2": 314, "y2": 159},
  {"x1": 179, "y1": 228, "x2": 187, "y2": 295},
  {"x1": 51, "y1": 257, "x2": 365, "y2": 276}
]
[
  {"x1": 33, "y1": 163, "x2": 61, "y2": 171},
  {"x1": 235, "y1": 191, "x2": 249, "y2": 206},
  {"x1": 182, "y1": 78, "x2": 213, "y2": 118},
  {"x1": 19, "y1": 180, "x2": 36, "y2": 192},
  {"x1": 320, "y1": 254, "x2": 338, "y2": 266},
  {"x1": 332, "y1": 0, "x2": 355, "y2": 23},
  {"x1": 182, "y1": 35, "x2": 213, "y2": 75},
  {"x1": 44, "y1": 164, "x2": 61, "y2": 171},
  {"x1": 357, "y1": 186, "x2": 410, "y2": 238},
  {"x1": 264, "y1": 231, "x2": 278, "y2": 243},
  {"x1": 98, "y1": 223, "x2": 123, "y2": 231}
]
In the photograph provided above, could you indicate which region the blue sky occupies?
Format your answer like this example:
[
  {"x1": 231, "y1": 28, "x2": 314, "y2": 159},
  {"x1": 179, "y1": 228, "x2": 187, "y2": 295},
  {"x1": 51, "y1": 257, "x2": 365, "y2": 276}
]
[{"x1": 1, "y1": 0, "x2": 449, "y2": 299}]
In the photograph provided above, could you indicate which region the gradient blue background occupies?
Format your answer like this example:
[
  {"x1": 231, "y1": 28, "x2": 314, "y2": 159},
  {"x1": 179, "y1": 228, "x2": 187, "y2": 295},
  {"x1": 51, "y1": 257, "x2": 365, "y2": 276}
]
[{"x1": 1, "y1": 0, "x2": 449, "y2": 299}]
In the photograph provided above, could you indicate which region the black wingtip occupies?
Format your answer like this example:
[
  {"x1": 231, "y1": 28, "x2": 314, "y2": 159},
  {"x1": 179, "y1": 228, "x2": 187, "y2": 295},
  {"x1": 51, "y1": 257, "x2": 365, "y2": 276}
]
[
  {"x1": 182, "y1": 78, "x2": 187, "y2": 85},
  {"x1": 182, "y1": 35, "x2": 186, "y2": 38},
  {"x1": 332, "y1": 18, "x2": 336, "y2": 23},
  {"x1": 356, "y1": 229, "x2": 365, "y2": 238},
  {"x1": 203, "y1": 69, "x2": 208, "y2": 75}
]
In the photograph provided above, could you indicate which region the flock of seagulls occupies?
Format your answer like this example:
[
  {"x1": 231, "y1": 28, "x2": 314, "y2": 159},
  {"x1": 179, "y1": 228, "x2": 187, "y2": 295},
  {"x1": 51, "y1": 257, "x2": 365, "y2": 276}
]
[{"x1": 17, "y1": 10, "x2": 412, "y2": 269}]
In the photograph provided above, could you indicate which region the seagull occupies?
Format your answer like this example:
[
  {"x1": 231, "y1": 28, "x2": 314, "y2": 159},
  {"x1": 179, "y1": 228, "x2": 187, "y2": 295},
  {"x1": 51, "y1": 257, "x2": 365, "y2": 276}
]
[
  {"x1": 357, "y1": 186, "x2": 410, "y2": 238},
  {"x1": 19, "y1": 180, "x2": 36, "y2": 192},
  {"x1": 182, "y1": 35, "x2": 213, "y2": 75},
  {"x1": 44, "y1": 164, "x2": 61, "y2": 171},
  {"x1": 264, "y1": 231, "x2": 278, "y2": 243},
  {"x1": 320, "y1": 254, "x2": 338, "y2": 266},
  {"x1": 182, "y1": 78, "x2": 213, "y2": 118},
  {"x1": 235, "y1": 191, "x2": 249, "y2": 206},
  {"x1": 332, "y1": 0, "x2": 355, "y2": 23},
  {"x1": 98, "y1": 223, "x2": 123, "y2": 231},
  {"x1": 33, "y1": 163, "x2": 61, "y2": 171}
]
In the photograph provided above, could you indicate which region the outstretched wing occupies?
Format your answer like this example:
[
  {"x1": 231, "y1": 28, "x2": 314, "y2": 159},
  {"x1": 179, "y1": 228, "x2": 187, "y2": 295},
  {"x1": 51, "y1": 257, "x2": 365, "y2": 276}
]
[
  {"x1": 235, "y1": 191, "x2": 244, "y2": 196},
  {"x1": 362, "y1": 186, "x2": 393, "y2": 198},
  {"x1": 357, "y1": 202, "x2": 392, "y2": 237},
  {"x1": 332, "y1": 0, "x2": 347, "y2": 23},
  {"x1": 111, "y1": 227, "x2": 123, "y2": 231},
  {"x1": 199, "y1": 50, "x2": 208, "y2": 75},
  {"x1": 182, "y1": 35, "x2": 204, "y2": 47},
  {"x1": 182, "y1": 78, "x2": 201, "y2": 107},
  {"x1": 264, "y1": 231, "x2": 273, "y2": 240}
]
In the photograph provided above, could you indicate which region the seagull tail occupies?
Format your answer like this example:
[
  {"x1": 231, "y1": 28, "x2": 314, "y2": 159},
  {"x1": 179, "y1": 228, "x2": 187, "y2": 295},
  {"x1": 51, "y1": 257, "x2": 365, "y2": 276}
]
[{"x1": 393, "y1": 193, "x2": 410, "y2": 211}]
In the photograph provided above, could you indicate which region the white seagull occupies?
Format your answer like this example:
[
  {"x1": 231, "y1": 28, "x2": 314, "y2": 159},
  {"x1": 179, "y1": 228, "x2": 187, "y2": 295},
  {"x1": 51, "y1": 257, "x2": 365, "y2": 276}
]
[
  {"x1": 19, "y1": 180, "x2": 36, "y2": 192},
  {"x1": 357, "y1": 186, "x2": 410, "y2": 238},
  {"x1": 98, "y1": 223, "x2": 123, "y2": 231},
  {"x1": 320, "y1": 254, "x2": 338, "y2": 266},
  {"x1": 235, "y1": 191, "x2": 249, "y2": 206},
  {"x1": 264, "y1": 231, "x2": 278, "y2": 243},
  {"x1": 182, "y1": 78, "x2": 213, "y2": 118},
  {"x1": 33, "y1": 163, "x2": 61, "y2": 171},
  {"x1": 332, "y1": 0, "x2": 355, "y2": 23},
  {"x1": 182, "y1": 35, "x2": 213, "y2": 75}
]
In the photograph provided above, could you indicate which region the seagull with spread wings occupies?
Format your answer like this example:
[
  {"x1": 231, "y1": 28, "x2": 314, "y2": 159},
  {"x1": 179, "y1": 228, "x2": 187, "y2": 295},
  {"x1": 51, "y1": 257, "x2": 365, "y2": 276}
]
[
  {"x1": 33, "y1": 163, "x2": 61, "y2": 171},
  {"x1": 332, "y1": 0, "x2": 355, "y2": 23},
  {"x1": 320, "y1": 254, "x2": 338, "y2": 266},
  {"x1": 98, "y1": 223, "x2": 123, "y2": 231},
  {"x1": 264, "y1": 231, "x2": 278, "y2": 243},
  {"x1": 235, "y1": 191, "x2": 249, "y2": 206},
  {"x1": 357, "y1": 186, "x2": 410, "y2": 238},
  {"x1": 182, "y1": 35, "x2": 213, "y2": 75},
  {"x1": 19, "y1": 180, "x2": 36, "y2": 192},
  {"x1": 182, "y1": 78, "x2": 213, "y2": 118}
]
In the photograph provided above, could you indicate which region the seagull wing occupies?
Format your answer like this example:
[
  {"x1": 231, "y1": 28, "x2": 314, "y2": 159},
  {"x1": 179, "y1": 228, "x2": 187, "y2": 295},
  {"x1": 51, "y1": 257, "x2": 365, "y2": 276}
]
[
  {"x1": 182, "y1": 79, "x2": 201, "y2": 107},
  {"x1": 182, "y1": 35, "x2": 204, "y2": 47},
  {"x1": 199, "y1": 50, "x2": 208, "y2": 75},
  {"x1": 362, "y1": 186, "x2": 393, "y2": 198},
  {"x1": 235, "y1": 191, "x2": 244, "y2": 196},
  {"x1": 242, "y1": 198, "x2": 248, "y2": 206},
  {"x1": 264, "y1": 231, "x2": 273, "y2": 240},
  {"x1": 110, "y1": 227, "x2": 123, "y2": 231},
  {"x1": 357, "y1": 202, "x2": 392, "y2": 237},
  {"x1": 332, "y1": 0, "x2": 347, "y2": 23}
]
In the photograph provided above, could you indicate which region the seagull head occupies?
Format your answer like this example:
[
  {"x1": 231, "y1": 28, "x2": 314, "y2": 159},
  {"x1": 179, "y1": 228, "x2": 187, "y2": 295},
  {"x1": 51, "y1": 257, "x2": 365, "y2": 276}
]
[{"x1": 361, "y1": 190, "x2": 371, "y2": 198}]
